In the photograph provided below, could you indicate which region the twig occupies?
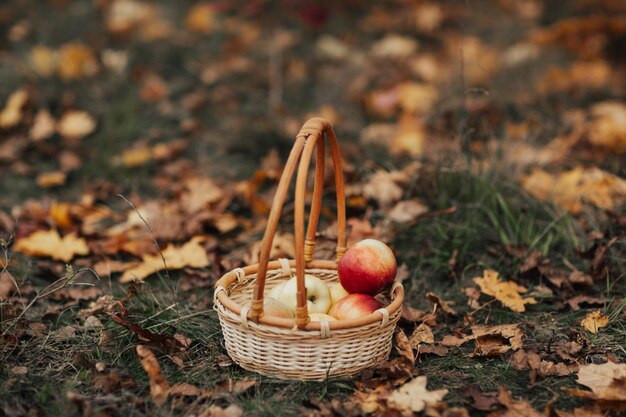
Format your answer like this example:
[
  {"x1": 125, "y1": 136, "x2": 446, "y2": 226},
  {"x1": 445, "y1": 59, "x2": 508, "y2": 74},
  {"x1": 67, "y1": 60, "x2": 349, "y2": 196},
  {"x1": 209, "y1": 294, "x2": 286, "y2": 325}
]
[{"x1": 1, "y1": 266, "x2": 97, "y2": 336}]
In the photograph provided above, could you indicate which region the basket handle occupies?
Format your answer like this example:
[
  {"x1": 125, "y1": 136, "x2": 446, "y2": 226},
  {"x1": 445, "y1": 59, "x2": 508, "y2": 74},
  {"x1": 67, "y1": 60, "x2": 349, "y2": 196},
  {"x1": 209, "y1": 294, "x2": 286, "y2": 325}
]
[{"x1": 249, "y1": 118, "x2": 347, "y2": 328}]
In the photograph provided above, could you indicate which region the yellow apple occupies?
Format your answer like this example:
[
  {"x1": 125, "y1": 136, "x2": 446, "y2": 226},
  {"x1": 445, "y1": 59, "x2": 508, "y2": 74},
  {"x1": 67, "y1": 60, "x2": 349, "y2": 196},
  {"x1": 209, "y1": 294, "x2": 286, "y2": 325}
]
[
  {"x1": 268, "y1": 274, "x2": 331, "y2": 314},
  {"x1": 263, "y1": 297, "x2": 294, "y2": 319},
  {"x1": 309, "y1": 313, "x2": 337, "y2": 322},
  {"x1": 329, "y1": 283, "x2": 349, "y2": 306}
]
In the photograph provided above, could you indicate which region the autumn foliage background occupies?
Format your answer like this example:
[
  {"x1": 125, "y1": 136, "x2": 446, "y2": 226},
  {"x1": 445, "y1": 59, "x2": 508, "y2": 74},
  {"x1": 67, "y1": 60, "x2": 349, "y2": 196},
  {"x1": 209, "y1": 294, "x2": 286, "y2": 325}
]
[{"x1": 0, "y1": 1, "x2": 625, "y2": 416}]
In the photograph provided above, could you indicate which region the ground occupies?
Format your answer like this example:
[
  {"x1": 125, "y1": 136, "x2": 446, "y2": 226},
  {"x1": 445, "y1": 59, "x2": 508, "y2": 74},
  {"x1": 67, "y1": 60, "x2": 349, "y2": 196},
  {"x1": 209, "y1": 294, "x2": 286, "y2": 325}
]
[{"x1": 0, "y1": 1, "x2": 625, "y2": 416}]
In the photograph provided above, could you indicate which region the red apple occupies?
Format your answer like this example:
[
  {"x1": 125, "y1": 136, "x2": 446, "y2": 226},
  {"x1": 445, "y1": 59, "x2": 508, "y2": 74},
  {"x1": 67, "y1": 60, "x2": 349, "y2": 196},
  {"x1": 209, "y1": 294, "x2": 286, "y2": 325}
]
[
  {"x1": 338, "y1": 239, "x2": 397, "y2": 295},
  {"x1": 328, "y1": 294, "x2": 382, "y2": 320}
]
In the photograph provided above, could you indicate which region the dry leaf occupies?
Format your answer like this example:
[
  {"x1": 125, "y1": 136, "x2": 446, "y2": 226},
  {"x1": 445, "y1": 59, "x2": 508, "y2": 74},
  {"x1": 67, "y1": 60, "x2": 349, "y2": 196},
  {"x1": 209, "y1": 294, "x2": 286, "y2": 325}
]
[
  {"x1": 185, "y1": 3, "x2": 218, "y2": 34},
  {"x1": 581, "y1": 310, "x2": 609, "y2": 333},
  {"x1": 57, "y1": 43, "x2": 98, "y2": 79},
  {"x1": 409, "y1": 323, "x2": 434, "y2": 348},
  {"x1": 588, "y1": 101, "x2": 626, "y2": 153},
  {"x1": 30, "y1": 109, "x2": 56, "y2": 141},
  {"x1": 555, "y1": 407, "x2": 605, "y2": 417},
  {"x1": 136, "y1": 345, "x2": 168, "y2": 405},
  {"x1": 442, "y1": 323, "x2": 523, "y2": 357},
  {"x1": 36, "y1": 171, "x2": 67, "y2": 188},
  {"x1": 30, "y1": 45, "x2": 57, "y2": 77},
  {"x1": 474, "y1": 269, "x2": 537, "y2": 312},
  {"x1": 0, "y1": 89, "x2": 28, "y2": 129},
  {"x1": 199, "y1": 405, "x2": 243, "y2": 417},
  {"x1": 521, "y1": 166, "x2": 626, "y2": 214},
  {"x1": 387, "y1": 376, "x2": 448, "y2": 415},
  {"x1": 387, "y1": 199, "x2": 428, "y2": 224},
  {"x1": 363, "y1": 170, "x2": 404, "y2": 207},
  {"x1": 426, "y1": 292, "x2": 458, "y2": 315},
  {"x1": 0, "y1": 272, "x2": 16, "y2": 299},
  {"x1": 395, "y1": 330, "x2": 415, "y2": 364},
  {"x1": 106, "y1": 0, "x2": 173, "y2": 41},
  {"x1": 120, "y1": 236, "x2": 209, "y2": 282},
  {"x1": 490, "y1": 387, "x2": 546, "y2": 417},
  {"x1": 566, "y1": 362, "x2": 626, "y2": 401},
  {"x1": 181, "y1": 177, "x2": 225, "y2": 213},
  {"x1": 14, "y1": 229, "x2": 89, "y2": 262},
  {"x1": 57, "y1": 111, "x2": 96, "y2": 139},
  {"x1": 371, "y1": 34, "x2": 419, "y2": 59}
]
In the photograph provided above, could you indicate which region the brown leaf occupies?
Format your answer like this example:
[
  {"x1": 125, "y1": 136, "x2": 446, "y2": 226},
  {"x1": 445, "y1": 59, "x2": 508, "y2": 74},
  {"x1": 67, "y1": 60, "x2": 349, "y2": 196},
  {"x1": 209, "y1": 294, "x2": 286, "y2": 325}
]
[
  {"x1": 462, "y1": 386, "x2": 499, "y2": 411},
  {"x1": 30, "y1": 109, "x2": 56, "y2": 141},
  {"x1": 395, "y1": 329, "x2": 415, "y2": 364},
  {"x1": 490, "y1": 387, "x2": 546, "y2": 417},
  {"x1": 363, "y1": 170, "x2": 405, "y2": 207},
  {"x1": 185, "y1": 3, "x2": 218, "y2": 34},
  {"x1": 198, "y1": 405, "x2": 243, "y2": 417},
  {"x1": 409, "y1": 323, "x2": 434, "y2": 349},
  {"x1": 36, "y1": 171, "x2": 67, "y2": 188},
  {"x1": 387, "y1": 199, "x2": 429, "y2": 224},
  {"x1": 120, "y1": 236, "x2": 209, "y2": 283},
  {"x1": 0, "y1": 89, "x2": 28, "y2": 129},
  {"x1": 581, "y1": 310, "x2": 609, "y2": 333},
  {"x1": 566, "y1": 295, "x2": 607, "y2": 311},
  {"x1": 168, "y1": 382, "x2": 201, "y2": 397},
  {"x1": 417, "y1": 344, "x2": 449, "y2": 357},
  {"x1": 14, "y1": 229, "x2": 89, "y2": 262},
  {"x1": 181, "y1": 177, "x2": 226, "y2": 213},
  {"x1": 57, "y1": 110, "x2": 96, "y2": 139},
  {"x1": 565, "y1": 362, "x2": 626, "y2": 401},
  {"x1": 0, "y1": 272, "x2": 16, "y2": 299},
  {"x1": 427, "y1": 291, "x2": 458, "y2": 315},
  {"x1": 57, "y1": 43, "x2": 98, "y2": 79},
  {"x1": 136, "y1": 345, "x2": 169, "y2": 405},
  {"x1": 474, "y1": 269, "x2": 537, "y2": 312},
  {"x1": 521, "y1": 166, "x2": 626, "y2": 214},
  {"x1": 555, "y1": 406, "x2": 605, "y2": 417},
  {"x1": 387, "y1": 376, "x2": 448, "y2": 415}
]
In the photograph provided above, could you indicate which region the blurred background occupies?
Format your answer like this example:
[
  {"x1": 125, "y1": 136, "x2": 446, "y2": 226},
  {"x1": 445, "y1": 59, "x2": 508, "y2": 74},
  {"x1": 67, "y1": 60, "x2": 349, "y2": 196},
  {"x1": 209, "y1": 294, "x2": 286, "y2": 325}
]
[{"x1": 1, "y1": 0, "x2": 624, "y2": 209}]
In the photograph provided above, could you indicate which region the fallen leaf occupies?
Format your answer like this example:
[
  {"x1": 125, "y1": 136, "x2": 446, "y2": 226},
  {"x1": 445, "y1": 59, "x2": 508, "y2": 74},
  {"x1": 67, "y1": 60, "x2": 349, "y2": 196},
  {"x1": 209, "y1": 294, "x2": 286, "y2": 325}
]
[
  {"x1": 136, "y1": 345, "x2": 168, "y2": 405},
  {"x1": 387, "y1": 376, "x2": 448, "y2": 415},
  {"x1": 565, "y1": 362, "x2": 626, "y2": 401},
  {"x1": 11, "y1": 366, "x2": 28, "y2": 375},
  {"x1": 120, "y1": 236, "x2": 209, "y2": 282},
  {"x1": 395, "y1": 329, "x2": 415, "y2": 364},
  {"x1": 106, "y1": 0, "x2": 173, "y2": 40},
  {"x1": 371, "y1": 34, "x2": 419, "y2": 59},
  {"x1": 180, "y1": 177, "x2": 225, "y2": 213},
  {"x1": 30, "y1": 45, "x2": 57, "y2": 77},
  {"x1": 521, "y1": 166, "x2": 626, "y2": 214},
  {"x1": 409, "y1": 323, "x2": 434, "y2": 348},
  {"x1": 57, "y1": 43, "x2": 98, "y2": 79},
  {"x1": 474, "y1": 269, "x2": 537, "y2": 312},
  {"x1": 387, "y1": 199, "x2": 429, "y2": 224},
  {"x1": 185, "y1": 3, "x2": 218, "y2": 34},
  {"x1": 139, "y1": 72, "x2": 168, "y2": 101},
  {"x1": 462, "y1": 386, "x2": 499, "y2": 411},
  {"x1": 57, "y1": 110, "x2": 96, "y2": 140},
  {"x1": 588, "y1": 101, "x2": 626, "y2": 153},
  {"x1": 490, "y1": 387, "x2": 546, "y2": 417},
  {"x1": 30, "y1": 109, "x2": 56, "y2": 141},
  {"x1": 14, "y1": 229, "x2": 89, "y2": 262},
  {"x1": 0, "y1": 272, "x2": 16, "y2": 299},
  {"x1": 442, "y1": 324, "x2": 523, "y2": 357},
  {"x1": 566, "y1": 296, "x2": 607, "y2": 311},
  {"x1": 426, "y1": 292, "x2": 458, "y2": 315},
  {"x1": 198, "y1": 405, "x2": 243, "y2": 417},
  {"x1": 363, "y1": 170, "x2": 405, "y2": 207},
  {"x1": 36, "y1": 171, "x2": 67, "y2": 188},
  {"x1": 0, "y1": 89, "x2": 28, "y2": 129},
  {"x1": 555, "y1": 406, "x2": 606, "y2": 417},
  {"x1": 581, "y1": 310, "x2": 609, "y2": 333}
]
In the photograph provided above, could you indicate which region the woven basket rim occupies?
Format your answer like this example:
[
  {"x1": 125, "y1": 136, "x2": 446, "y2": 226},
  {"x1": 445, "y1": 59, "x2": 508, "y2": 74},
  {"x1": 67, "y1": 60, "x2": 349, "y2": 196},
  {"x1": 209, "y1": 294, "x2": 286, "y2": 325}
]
[{"x1": 214, "y1": 258, "x2": 404, "y2": 332}]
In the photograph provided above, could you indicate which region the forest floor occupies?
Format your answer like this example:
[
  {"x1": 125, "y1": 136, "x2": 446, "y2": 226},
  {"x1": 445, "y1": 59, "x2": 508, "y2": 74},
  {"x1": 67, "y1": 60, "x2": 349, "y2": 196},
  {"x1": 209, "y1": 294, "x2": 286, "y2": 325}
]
[{"x1": 1, "y1": 1, "x2": 625, "y2": 416}]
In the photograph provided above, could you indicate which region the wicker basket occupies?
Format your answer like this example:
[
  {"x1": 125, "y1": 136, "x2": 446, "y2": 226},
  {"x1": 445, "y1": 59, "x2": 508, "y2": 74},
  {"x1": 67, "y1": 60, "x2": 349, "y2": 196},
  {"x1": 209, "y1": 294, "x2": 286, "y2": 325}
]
[{"x1": 213, "y1": 118, "x2": 404, "y2": 380}]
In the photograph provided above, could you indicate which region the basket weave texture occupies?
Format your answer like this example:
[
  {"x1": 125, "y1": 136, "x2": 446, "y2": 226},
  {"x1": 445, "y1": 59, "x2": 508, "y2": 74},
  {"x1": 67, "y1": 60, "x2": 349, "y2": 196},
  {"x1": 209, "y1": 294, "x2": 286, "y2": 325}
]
[{"x1": 213, "y1": 118, "x2": 404, "y2": 380}]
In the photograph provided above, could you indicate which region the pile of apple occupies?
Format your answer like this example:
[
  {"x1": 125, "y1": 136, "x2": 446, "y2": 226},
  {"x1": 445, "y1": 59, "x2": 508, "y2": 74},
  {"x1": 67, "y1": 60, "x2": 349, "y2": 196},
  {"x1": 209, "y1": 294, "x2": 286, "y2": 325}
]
[{"x1": 265, "y1": 239, "x2": 397, "y2": 322}]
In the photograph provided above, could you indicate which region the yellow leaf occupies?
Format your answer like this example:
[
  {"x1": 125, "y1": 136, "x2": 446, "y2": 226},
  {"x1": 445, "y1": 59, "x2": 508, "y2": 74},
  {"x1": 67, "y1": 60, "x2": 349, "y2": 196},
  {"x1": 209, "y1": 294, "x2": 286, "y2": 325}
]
[
  {"x1": 14, "y1": 230, "x2": 89, "y2": 262},
  {"x1": 185, "y1": 2, "x2": 218, "y2": 34},
  {"x1": 57, "y1": 110, "x2": 96, "y2": 139},
  {"x1": 30, "y1": 45, "x2": 58, "y2": 77},
  {"x1": 36, "y1": 171, "x2": 67, "y2": 188},
  {"x1": 57, "y1": 43, "x2": 99, "y2": 80},
  {"x1": 30, "y1": 109, "x2": 56, "y2": 141},
  {"x1": 0, "y1": 89, "x2": 28, "y2": 129},
  {"x1": 120, "y1": 236, "x2": 209, "y2": 283},
  {"x1": 121, "y1": 147, "x2": 153, "y2": 167},
  {"x1": 474, "y1": 269, "x2": 537, "y2": 312},
  {"x1": 521, "y1": 166, "x2": 626, "y2": 213},
  {"x1": 581, "y1": 310, "x2": 609, "y2": 333},
  {"x1": 387, "y1": 376, "x2": 448, "y2": 414}
]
